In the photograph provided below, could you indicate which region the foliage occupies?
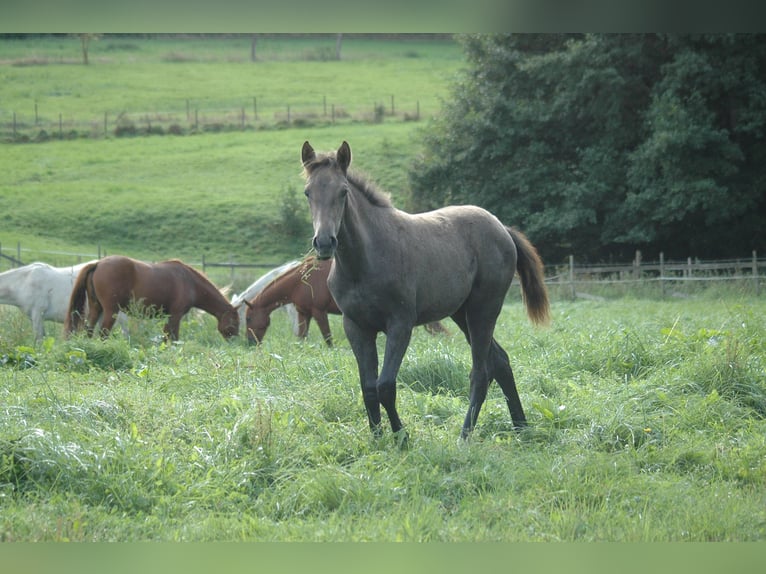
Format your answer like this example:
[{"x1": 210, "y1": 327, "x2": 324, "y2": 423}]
[
  {"x1": 0, "y1": 295, "x2": 765, "y2": 541},
  {"x1": 410, "y1": 34, "x2": 766, "y2": 262}
]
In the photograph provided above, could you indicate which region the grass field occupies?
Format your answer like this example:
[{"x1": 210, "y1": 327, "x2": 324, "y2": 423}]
[
  {"x1": 1, "y1": 294, "x2": 764, "y2": 541},
  {"x1": 1, "y1": 35, "x2": 765, "y2": 543}
]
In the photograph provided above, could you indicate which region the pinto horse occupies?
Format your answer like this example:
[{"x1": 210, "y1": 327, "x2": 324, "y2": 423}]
[
  {"x1": 65, "y1": 255, "x2": 239, "y2": 341},
  {"x1": 231, "y1": 260, "x2": 302, "y2": 337},
  {"x1": 302, "y1": 141, "x2": 550, "y2": 440},
  {"x1": 244, "y1": 256, "x2": 340, "y2": 346}
]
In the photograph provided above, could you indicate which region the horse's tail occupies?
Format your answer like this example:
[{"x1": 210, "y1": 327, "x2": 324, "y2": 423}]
[
  {"x1": 64, "y1": 262, "x2": 98, "y2": 336},
  {"x1": 507, "y1": 227, "x2": 550, "y2": 326}
]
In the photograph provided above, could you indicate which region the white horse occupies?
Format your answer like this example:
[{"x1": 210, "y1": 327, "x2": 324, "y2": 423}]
[
  {"x1": 0, "y1": 261, "x2": 129, "y2": 342},
  {"x1": 231, "y1": 260, "x2": 302, "y2": 337}
]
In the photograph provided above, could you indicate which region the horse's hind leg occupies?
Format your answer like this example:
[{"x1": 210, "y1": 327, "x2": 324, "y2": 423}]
[
  {"x1": 489, "y1": 339, "x2": 527, "y2": 428},
  {"x1": 451, "y1": 308, "x2": 494, "y2": 439}
]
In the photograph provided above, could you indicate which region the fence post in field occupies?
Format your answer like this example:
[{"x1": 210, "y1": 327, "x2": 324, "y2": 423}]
[
  {"x1": 687, "y1": 257, "x2": 693, "y2": 279},
  {"x1": 633, "y1": 250, "x2": 642, "y2": 281},
  {"x1": 659, "y1": 251, "x2": 666, "y2": 298},
  {"x1": 569, "y1": 255, "x2": 575, "y2": 300},
  {"x1": 202, "y1": 254, "x2": 206, "y2": 274},
  {"x1": 754, "y1": 250, "x2": 760, "y2": 296}
]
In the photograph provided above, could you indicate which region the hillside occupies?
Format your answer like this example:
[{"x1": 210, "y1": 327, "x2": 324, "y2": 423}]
[{"x1": 0, "y1": 35, "x2": 463, "y2": 289}]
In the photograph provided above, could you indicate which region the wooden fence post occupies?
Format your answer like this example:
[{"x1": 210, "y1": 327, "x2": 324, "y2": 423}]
[
  {"x1": 659, "y1": 251, "x2": 665, "y2": 298},
  {"x1": 754, "y1": 250, "x2": 760, "y2": 296},
  {"x1": 569, "y1": 255, "x2": 575, "y2": 300},
  {"x1": 633, "y1": 250, "x2": 642, "y2": 281}
]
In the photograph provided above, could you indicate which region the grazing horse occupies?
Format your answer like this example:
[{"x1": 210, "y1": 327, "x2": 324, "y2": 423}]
[
  {"x1": 0, "y1": 261, "x2": 127, "y2": 342},
  {"x1": 301, "y1": 141, "x2": 550, "y2": 439},
  {"x1": 244, "y1": 256, "x2": 450, "y2": 346},
  {"x1": 65, "y1": 255, "x2": 239, "y2": 341},
  {"x1": 231, "y1": 260, "x2": 302, "y2": 337},
  {"x1": 244, "y1": 256, "x2": 341, "y2": 346}
]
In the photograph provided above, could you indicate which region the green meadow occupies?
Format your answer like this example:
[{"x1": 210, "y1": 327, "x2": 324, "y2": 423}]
[
  {"x1": 1, "y1": 296, "x2": 764, "y2": 541},
  {"x1": 1, "y1": 36, "x2": 765, "y2": 542}
]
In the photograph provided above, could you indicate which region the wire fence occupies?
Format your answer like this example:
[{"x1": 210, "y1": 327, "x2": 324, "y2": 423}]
[
  {"x1": 1, "y1": 242, "x2": 763, "y2": 299},
  {"x1": 1, "y1": 95, "x2": 422, "y2": 142}
]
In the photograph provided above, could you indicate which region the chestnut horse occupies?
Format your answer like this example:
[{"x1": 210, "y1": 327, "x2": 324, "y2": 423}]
[
  {"x1": 65, "y1": 255, "x2": 239, "y2": 341},
  {"x1": 244, "y1": 256, "x2": 449, "y2": 346},
  {"x1": 302, "y1": 141, "x2": 550, "y2": 440}
]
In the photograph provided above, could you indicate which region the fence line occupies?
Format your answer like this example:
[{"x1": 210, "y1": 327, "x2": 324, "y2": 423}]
[
  {"x1": 1, "y1": 242, "x2": 763, "y2": 296},
  {"x1": 1, "y1": 95, "x2": 423, "y2": 142}
]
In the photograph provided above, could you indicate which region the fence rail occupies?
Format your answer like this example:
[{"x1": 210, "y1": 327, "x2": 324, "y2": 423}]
[{"x1": 1, "y1": 243, "x2": 763, "y2": 297}]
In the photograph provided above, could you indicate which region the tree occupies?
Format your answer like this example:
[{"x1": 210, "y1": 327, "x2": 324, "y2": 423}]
[
  {"x1": 75, "y1": 33, "x2": 101, "y2": 65},
  {"x1": 410, "y1": 34, "x2": 766, "y2": 261}
]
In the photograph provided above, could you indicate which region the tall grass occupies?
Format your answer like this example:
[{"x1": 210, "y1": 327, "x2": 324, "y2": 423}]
[{"x1": 1, "y1": 295, "x2": 764, "y2": 541}]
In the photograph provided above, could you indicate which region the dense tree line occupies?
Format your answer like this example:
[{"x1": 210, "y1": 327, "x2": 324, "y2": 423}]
[{"x1": 409, "y1": 34, "x2": 766, "y2": 262}]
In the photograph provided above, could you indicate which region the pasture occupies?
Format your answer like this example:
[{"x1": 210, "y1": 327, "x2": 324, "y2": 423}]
[
  {"x1": 1, "y1": 294, "x2": 764, "y2": 541},
  {"x1": 1, "y1": 35, "x2": 764, "y2": 543}
]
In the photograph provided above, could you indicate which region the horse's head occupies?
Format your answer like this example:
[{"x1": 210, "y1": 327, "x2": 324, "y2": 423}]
[
  {"x1": 243, "y1": 299, "x2": 270, "y2": 345},
  {"x1": 301, "y1": 140, "x2": 352, "y2": 260},
  {"x1": 217, "y1": 306, "x2": 240, "y2": 340}
]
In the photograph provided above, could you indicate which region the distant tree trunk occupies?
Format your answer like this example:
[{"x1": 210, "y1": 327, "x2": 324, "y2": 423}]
[
  {"x1": 76, "y1": 33, "x2": 101, "y2": 65},
  {"x1": 81, "y1": 35, "x2": 90, "y2": 65},
  {"x1": 335, "y1": 34, "x2": 343, "y2": 60},
  {"x1": 251, "y1": 34, "x2": 258, "y2": 62}
]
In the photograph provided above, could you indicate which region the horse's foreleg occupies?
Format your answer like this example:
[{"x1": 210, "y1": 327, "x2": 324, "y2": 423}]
[
  {"x1": 343, "y1": 316, "x2": 381, "y2": 433},
  {"x1": 489, "y1": 339, "x2": 527, "y2": 429},
  {"x1": 164, "y1": 315, "x2": 182, "y2": 341},
  {"x1": 314, "y1": 311, "x2": 333, "y2": 347},
  {"x1": 377, "y1": 322, "x2": 412, "y2": 436},
  {"x1": 296, "y1": 312, "x2": 311, "y2": 339}
]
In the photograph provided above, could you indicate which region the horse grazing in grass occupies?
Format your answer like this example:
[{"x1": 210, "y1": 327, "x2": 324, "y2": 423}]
[
  {"x1": 231, "y1": 260, "x2": 302, "y2": 337},
  {"x1": 244, "y1": 256, "x2": 341, "y2": 346},
  {"x1": 0, "y1": 261, "x2": 127, "y2": 342},
  {"x1": 65, "y1": 255, "x2": 239, "y2": 341},
  {"x1": 301, "y1": 141, "x2": 550, "y2": 440},
  {"x1": 244, "y1": 256, "x2": 450, "y2": 346}
]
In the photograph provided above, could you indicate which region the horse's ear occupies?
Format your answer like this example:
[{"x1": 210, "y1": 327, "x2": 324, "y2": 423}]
[
  {"x1": 301, "y1": 141, "x2": 316, "y2": 166},
  {"x1": 337, "y1": 141, "x2": 351, "y2": 174}
]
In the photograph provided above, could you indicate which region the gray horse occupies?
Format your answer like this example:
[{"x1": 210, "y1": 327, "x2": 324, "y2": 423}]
[{"x1": 301, "y1": 141, "x2": 550, "y2": 441}]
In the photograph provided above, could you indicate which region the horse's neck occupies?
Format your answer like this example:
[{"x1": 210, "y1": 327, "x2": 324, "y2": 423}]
[
  {"x1": 0, "y1": 271, "x2": 18, "y2": 304},
  {"x1": 187, "y1": 271, "x2": 230, "y2": 317},
  {"x1": 0, "y1": 268, "x2": 30, "y2": 306},
  {"x1": 337, "y1": 191, "x2": 398, "y2": 276},
  {"x1": 253, "y1": 276, "x2": 294, "y2": 312}
]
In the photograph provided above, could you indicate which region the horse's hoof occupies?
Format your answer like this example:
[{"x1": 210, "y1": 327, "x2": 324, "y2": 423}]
[{"x1": 394, "y1": 429, "x2": 410, "y2": 450}]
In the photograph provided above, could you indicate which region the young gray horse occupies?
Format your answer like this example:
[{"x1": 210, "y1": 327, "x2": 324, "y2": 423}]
[{"x1": 301, "y1": 141, "x2": 550, "y2": 441}]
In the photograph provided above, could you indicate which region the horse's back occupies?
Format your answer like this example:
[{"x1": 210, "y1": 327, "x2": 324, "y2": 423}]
[{"x1": 331, "y1": 204, "x2": 517, "y2": 326}]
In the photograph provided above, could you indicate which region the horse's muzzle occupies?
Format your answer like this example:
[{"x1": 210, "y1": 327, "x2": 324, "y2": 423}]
[{"x1": 312, "y1": 235, "x2": 337, "y2": 260}]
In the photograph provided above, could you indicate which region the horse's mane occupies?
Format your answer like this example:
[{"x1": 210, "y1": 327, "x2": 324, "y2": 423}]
[{"x1": 303, "y1": 152, "x2": 392, "y2": 208}]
